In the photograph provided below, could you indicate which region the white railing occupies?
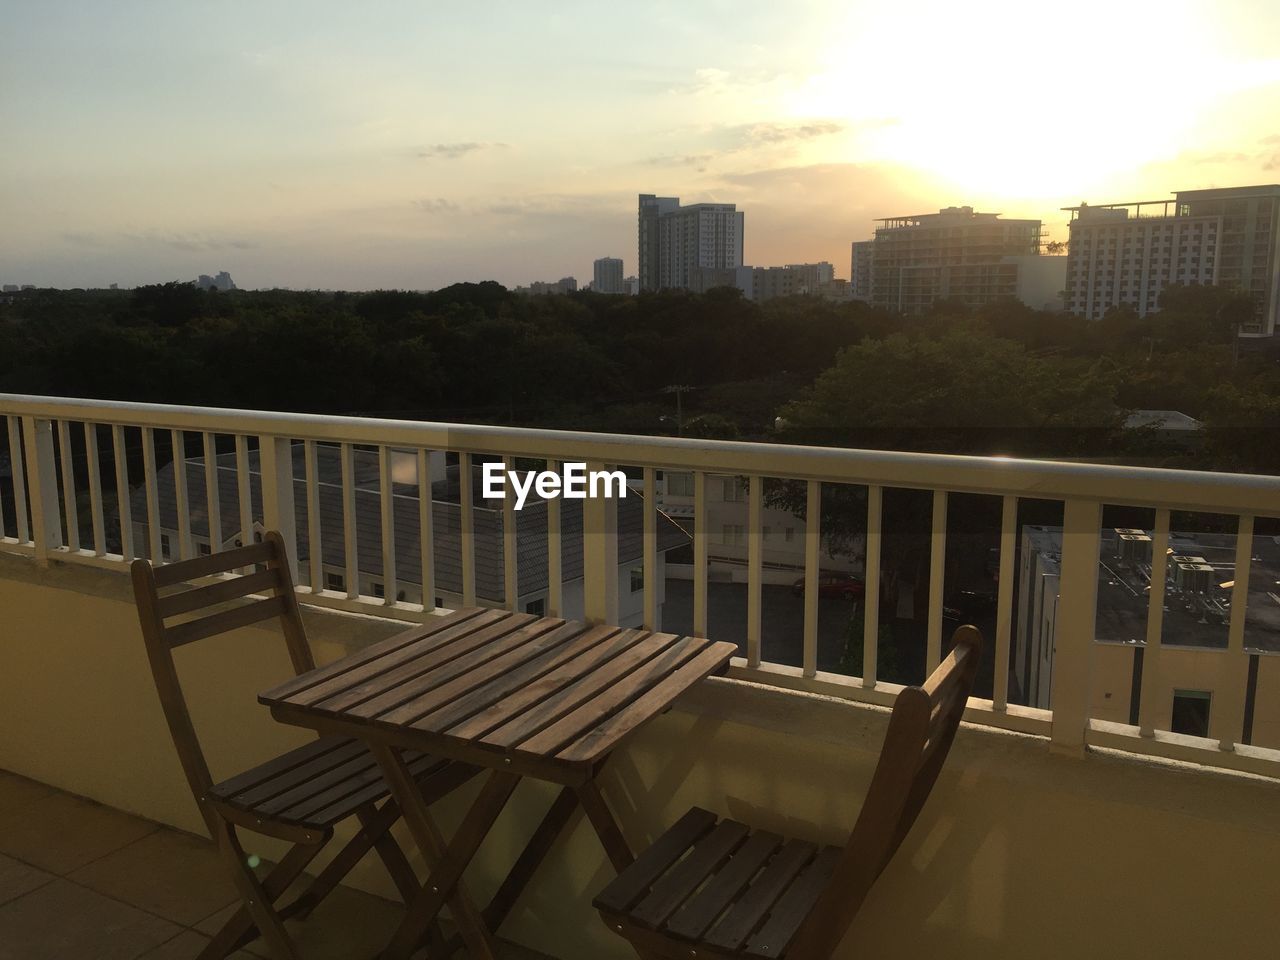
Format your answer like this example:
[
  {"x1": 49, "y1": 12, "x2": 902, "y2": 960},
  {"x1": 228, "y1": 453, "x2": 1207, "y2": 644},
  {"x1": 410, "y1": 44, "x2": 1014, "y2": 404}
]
[{"x1": 3, "y1": 393, "x2": 1280, "y2": 778}]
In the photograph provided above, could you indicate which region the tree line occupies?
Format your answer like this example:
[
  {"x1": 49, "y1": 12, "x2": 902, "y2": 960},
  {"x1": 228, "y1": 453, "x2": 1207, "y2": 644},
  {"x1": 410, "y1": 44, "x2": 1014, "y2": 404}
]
[{"x1": 2, "y1": 279, "x2": 1277, "y2": 473}]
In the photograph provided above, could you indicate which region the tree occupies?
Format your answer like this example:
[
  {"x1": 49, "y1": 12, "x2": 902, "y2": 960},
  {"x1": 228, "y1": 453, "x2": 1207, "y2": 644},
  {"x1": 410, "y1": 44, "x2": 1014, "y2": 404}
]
[{"x1": 776, "y1": 328, "x2": 1124, "y2": 458}]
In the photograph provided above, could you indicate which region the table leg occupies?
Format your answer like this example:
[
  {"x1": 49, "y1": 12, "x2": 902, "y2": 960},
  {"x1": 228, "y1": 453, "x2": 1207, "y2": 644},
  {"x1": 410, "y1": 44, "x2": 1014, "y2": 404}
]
[
  {"x1": 371, "y1": 745, "x2": 517, "y2": 960},
  {"x1": 575, "y1": 778, "x2": 635, "y2": 872}
]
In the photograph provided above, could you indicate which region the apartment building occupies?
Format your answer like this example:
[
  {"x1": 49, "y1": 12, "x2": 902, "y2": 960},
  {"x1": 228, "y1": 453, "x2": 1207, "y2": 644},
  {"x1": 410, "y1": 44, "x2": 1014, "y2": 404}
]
[
  {"x1": 1064, "y1": 184, "x2": 1280, "y2": 335},
  {"x1": 748, "y1": 262, "x2": 835, "y2": 302},
  {"x1": 637, "y1": 194, "x2": 745, "y2": 292},
  {"x1": 592, "y1": 256, "x2": 624, "y2": 294},
  {"x1": 850, "y1": 240, "x2": 875, "y2": 301},
  {"x1": 869, "y1": 206, "x2": 1056, "y2": 314}
]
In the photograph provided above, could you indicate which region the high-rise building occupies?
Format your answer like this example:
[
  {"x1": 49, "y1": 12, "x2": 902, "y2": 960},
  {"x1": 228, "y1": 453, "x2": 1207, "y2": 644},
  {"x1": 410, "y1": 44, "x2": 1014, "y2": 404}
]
[
  {"x1": 850, "y1": 240, "x2": 875, "y2": 301},
  {"x1": 195, "y1": 271, "x2": 236, "y2": 292},
  {"x1": 1064, "y1": 184, "x2": 1280, "y2": 336},
  {"x1": 592, "y1": 257, "x2": 625, "y2": 294},
  {"x1": 514, "y1": 277, "x2": 577, "y2": 296},
  {"x1": 637, "y1": 194, "x2": 744, "y2": 292},
  {"x1": 870, "y1": 206, "x2": 1049, "y2": 315}
]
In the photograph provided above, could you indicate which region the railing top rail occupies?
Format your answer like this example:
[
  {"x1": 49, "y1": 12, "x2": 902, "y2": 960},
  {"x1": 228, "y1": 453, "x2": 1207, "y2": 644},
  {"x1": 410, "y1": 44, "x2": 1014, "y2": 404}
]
[{"x1": 3, "y1": 393, "x2": 1277, "y2": 514}]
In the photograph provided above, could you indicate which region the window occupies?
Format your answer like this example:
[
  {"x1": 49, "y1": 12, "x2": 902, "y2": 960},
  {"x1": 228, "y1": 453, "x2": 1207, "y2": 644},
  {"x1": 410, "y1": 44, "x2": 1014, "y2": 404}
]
[
  {"x1": 160, "y1": 533, "x2": 171, "y2": 560},
  {"x1": 667, "y1": 472, "x2": 694, "y2": 497},
  {"x1": 784, "y1": 527, "x2": 795, "y2": 543},
  {"x1": 630, "y1": 568, "x2": 644, "y2": 592},
  {"x1": 325, "y1": 572, "x2": 345, "y2": 592},
  {"x1": 721, "y1": 478, "x2": 744, "y2": 502},
  {"x1": 1171, "y1": 690, "x2": 1211, "y2": 738},
  {"x1": 722, "y1": 524, "x2": 744, "y2": 546},
  {"x1": 762, "y1": 525, "x2": 771, "y2": 541},
  {"x1": 198, "y1": 542, "x2": 212, "y2": 557},
  {"x1": 525, "y1": 598, "x2": 545, "y2": 616},
  {"x1": 371, "y1": 582, "x2": 385, "y2": 599}
]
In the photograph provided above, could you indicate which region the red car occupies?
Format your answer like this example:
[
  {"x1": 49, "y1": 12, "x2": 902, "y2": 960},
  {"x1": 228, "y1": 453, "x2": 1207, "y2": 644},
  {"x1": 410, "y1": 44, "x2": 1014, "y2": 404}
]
[{"x1": 791, "y1": 573, "x2": 865, "y2": 602}]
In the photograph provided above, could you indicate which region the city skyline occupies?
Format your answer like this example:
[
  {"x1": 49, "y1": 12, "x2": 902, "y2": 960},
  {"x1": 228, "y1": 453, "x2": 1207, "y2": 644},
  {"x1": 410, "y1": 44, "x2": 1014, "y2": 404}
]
[{"x1": 3, "y1": 0, "x2": 1279, "y2": 290}]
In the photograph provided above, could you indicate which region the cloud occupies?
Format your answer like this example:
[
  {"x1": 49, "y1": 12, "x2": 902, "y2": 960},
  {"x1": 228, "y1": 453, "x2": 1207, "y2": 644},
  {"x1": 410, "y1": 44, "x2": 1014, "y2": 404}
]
[
  {"x1": 644, "y1": 152, "x2": 716, "y2": 171},
  {"x1": 61, "y1": 232, "x2": 105, "y2": 247},
  {"x1": 416, "y1": 141, "x2": 506, "y2": 160},
  {"x1": 738, "y1": 120, "x2": 846, "y2": 145},
  {"x1": 124, "y1": 231, "x2": 258, "y2": 251},
  {"x1": 414, "y1": 198, "x2": 459, "y2": 214}
]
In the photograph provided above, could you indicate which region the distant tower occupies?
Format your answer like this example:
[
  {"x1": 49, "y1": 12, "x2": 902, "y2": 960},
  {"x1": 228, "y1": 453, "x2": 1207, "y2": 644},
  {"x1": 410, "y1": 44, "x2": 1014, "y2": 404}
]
[
  {"x1": 638, "y1": 194, "x2": 744, "y2": 292},
  {"x1": 593, "y1": 257, "x2": 624, "y2": 294}
]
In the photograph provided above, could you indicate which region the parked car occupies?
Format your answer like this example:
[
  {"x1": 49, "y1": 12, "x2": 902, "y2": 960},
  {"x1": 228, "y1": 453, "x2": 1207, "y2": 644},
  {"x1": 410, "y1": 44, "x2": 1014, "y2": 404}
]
[
  {"x1": 791, "y1": 573, "x2": 865, "y2": 602},
  {"x1": 943, "y1": 589, "x2": 997, "y2": 622}
]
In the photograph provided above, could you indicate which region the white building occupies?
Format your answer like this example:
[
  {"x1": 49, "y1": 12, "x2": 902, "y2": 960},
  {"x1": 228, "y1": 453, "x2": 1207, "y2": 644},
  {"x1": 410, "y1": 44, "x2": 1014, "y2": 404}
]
[
  {"x1": 592, "y1": 257, "x2": 624, "y2": 294},
  {"x1": 132, "y1": 447, "x2": 690, "y2": 629},
  {"x1": 1064, "y1": 185, "x2": 1280, "y2": 336},
  {"x1": 638, "y1": 194, "x2": 745, "y2": 292},
  {"x1": 657, "y1": 471, "x2": 864, "y2": 583}
]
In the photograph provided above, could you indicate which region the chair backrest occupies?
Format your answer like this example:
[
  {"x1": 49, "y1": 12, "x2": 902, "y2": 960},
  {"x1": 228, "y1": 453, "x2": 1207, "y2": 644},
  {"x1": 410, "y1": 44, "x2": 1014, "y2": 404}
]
[
  {"x1": 130, "y1": 531, "x2": 312, "y2": 834},
  {"x1": 790, "y1": 624, "x2": 983, "y2": 958}
]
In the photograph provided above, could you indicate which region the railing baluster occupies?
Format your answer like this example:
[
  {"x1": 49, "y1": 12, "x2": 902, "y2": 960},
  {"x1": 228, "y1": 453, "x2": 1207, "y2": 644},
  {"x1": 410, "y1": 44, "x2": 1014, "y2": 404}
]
[
  {"x1": 546, "y1": 459, "x2": 562, "y2": 617},
  {"x1": 85, "y1": 423, "x2": 105, "y2": 555},
  {"x1": 993, "y1": 494, "x2": 1018, "y2": 711},
  {"x1": 459, "y1": 452, "x2": 476, "y2": 607},
  {"x1": 417, "y1": 448, "x2": 435, "y2": 611},
  {"x1": 112, "y1": 424, "x2": 133, "y2": 559},
  {"x1": 1138, "y1": 509, "x2": 1171, "y2": 737},
  {"x1": 926, "y1": 489, "x2": 947, "y2": 672},
  {"x1": 141, "y1": 426, "x2": 162, "y2": 562},
  {"x1": 304, "y1": 440, "x2": 322, "y2": 592},
  {"x1": 171, "y1": 430, "x2": 192, "y2": 560},
  {"x1": 745, "y1": 474, "x2": 762, "y2": 667},
  {"x1": 643, "y1": 468, "x2": 658, "y2": 632},
  {"x1": 1049, "y1": 498, "x2": 1102, "y2": 755},
  {"x1": 502, "y1": 455, "x2": 518, "y2": 613},
  {"x1": 5, "y1": 417, "x2": 27, "y2": 543},
  {"x1": 582, "y1": 458, "x2": 618, "y2": 623},
  {"x1": 234, "y1": 434, "x2": 253, "y2": 556},
  {"x1": 803, "y1": 480, "x2": 821, "y2": 678},
  {"x1": 377, "y1": 445, "x2": 397, "y2": 605},
  {"x1": 1218, "y1": 514, "x2": 1254, "y2": 751},
  {"x1": 202, "y1": 432, "x2": 222, "y2": 555},
  {"x1": 21, "y1": 416, "x2": 59, "y2": 560},
  {"x1": 259, "y1": 434, "x2": 297, "y2": 579},
  {"x1": 56, "y1": 420, "x2": 80, "y2": 552},
  {"x1": 693, "y1": 471, "x2": 707, "y2": 638},
  {"x1": 340, "y1": 442, "x2": 359, "y2": 599},
  {"x1": 862, "y1": 484, "x2": 882, "y2": 688}
]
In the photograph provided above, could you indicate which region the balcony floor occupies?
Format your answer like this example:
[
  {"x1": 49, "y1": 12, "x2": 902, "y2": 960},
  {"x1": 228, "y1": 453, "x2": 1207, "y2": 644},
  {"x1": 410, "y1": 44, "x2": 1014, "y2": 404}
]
[{"x1": 0, "y1": 769, "x2": 553, "y2": 960}]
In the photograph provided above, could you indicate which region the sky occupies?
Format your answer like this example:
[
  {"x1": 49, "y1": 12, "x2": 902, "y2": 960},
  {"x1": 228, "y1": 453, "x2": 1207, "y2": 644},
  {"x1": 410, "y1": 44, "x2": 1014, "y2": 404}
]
[{"x1": 2, "y1": 0, "x2": 1279, "y2": 291}]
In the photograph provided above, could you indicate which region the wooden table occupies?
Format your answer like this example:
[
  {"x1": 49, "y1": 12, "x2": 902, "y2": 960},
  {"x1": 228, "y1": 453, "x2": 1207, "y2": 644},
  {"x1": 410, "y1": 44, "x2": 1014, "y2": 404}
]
[{"x1": 259, "y1": 606, "x2": 737, "y2": 959}]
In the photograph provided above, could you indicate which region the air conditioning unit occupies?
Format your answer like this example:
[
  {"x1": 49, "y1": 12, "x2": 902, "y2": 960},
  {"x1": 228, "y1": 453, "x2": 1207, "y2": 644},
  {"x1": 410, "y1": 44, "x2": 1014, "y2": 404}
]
[
  {"x1": 1117, "y1": 533, "x2": 1153, "y2": 564},
  {"x1": 1174, "y1": 562, "x2": 1214, "y2": 594}
]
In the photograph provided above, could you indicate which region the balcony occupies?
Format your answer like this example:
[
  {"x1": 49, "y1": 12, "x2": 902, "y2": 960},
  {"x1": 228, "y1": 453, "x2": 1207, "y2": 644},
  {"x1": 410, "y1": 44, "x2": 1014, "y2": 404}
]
[{"x1": 2, "y1": 393, "x2": 1280, "y2": 959}]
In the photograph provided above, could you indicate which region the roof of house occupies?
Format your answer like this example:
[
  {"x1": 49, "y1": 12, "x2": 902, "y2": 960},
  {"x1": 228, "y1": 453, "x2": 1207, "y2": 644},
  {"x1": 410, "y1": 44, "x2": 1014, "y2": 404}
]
[
  {"x1": 131, "y1": 445, "x2": 689, "y2": 602},
  {"x1": 1124, "y1": 410, "x2": 1202, "y2": 433}
]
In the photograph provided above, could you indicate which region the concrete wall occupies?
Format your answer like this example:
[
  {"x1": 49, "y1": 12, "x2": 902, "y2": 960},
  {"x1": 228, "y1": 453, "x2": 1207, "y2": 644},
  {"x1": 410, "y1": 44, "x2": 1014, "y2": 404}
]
[{"x1": 3, "y1": 553, "x2": 1280, "y2": 959}]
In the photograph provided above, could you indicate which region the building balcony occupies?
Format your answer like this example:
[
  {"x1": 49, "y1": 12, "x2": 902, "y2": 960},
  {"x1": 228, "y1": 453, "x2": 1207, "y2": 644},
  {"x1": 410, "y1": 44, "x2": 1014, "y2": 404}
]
[{"x1": 2, "y1": 394, "x2": 1280, "y2": 959}]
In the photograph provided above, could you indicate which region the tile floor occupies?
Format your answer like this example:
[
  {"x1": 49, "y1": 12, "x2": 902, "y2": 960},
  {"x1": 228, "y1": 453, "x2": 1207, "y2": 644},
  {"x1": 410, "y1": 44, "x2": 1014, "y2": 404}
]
[{"x1": 0, "y1": 770, "x2": 553, "y2": 960}]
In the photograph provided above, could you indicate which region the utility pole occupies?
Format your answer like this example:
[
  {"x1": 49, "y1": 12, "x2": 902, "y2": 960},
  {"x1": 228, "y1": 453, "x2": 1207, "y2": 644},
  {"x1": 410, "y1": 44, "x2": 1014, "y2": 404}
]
[{"x1": 662, "y1": 384, "x2": 691, "y2": 436}]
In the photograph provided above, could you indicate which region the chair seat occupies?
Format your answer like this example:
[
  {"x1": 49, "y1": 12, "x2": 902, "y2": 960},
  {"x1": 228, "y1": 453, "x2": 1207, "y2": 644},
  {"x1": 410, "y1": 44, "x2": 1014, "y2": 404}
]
[
  {"x1": 594, "y1": 807, "x2": 841, "y2": 958},
  {"x1": 206, "y1": 735, "x2": 448, "y2": 834}
]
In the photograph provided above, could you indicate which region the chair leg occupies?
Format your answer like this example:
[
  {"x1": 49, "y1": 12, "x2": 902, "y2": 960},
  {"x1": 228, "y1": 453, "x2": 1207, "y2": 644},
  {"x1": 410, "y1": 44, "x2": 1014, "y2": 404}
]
[
  {"x1": 363, "y1": 800, "x2": 424, "y2": 905},
  {"x1": 201, "y1": 837, "x2": 322, "y2": 960},
  {"x1": 212, "y1": 818, "x2": 305, "y2": 960}
]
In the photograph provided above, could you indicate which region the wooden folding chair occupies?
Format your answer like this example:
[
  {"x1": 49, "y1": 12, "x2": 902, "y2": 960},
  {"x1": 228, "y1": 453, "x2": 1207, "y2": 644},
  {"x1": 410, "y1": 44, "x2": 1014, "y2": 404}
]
[
  {"x1": 131, "y1": 531, "x2": 474, "y2": 960},
  {"x1": 594, "y1": 624, "x2": 983, "y2": 960}
]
